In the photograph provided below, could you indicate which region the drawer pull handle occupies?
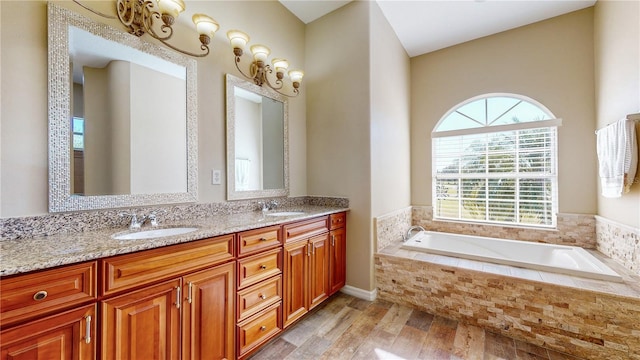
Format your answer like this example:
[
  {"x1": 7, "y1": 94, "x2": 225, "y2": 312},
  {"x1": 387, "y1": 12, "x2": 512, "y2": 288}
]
[
  {"x1": 259, "y1": 264, "x2": 267, "y2": 270},
  {"x1": 259, "y1": 237, "x2": 268, "y2": 242},
  {"x1": 33, "y1": 290, "x2": 48, "y2": 301},
  {"x1": 259, "y1": 294, "x2": 267, "y2": 300},
  {"x1": 85, "y1": 315, "x2": 92, "y2": 344},
  {"x1": 260, "y1": 325, "x2": 267, "y2": 332}
]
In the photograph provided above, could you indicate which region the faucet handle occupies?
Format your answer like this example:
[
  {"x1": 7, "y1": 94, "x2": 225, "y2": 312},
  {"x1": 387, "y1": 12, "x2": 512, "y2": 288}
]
[
  {"x1": 118, "y1": 212, "x2": 136, "y2": 222},
  {"x1": 119, "y1": 212, "x2": 142, "y2": 229},
  {"x1": 147, "y1": 210, "x2": 167, "y2": 227}
]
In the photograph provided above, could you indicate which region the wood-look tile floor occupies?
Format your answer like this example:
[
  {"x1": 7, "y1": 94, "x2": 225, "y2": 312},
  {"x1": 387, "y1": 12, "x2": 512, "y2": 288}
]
[{"x1": 249, "y1": 293, "x2": 585, "y2": 360}]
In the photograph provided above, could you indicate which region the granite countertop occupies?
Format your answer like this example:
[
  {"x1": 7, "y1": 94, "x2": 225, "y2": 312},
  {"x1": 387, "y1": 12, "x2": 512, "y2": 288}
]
[{"x1": 0, "y1": 206, "x2": 348, "y2": 277}]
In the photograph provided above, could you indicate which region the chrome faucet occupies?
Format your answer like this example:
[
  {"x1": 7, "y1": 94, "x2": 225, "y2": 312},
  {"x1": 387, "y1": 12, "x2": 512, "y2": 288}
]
[
  {"x1": 258, "y1": 200, "x2": 279, "y2": 212},
  {"x1": 119, "y1": 212, "x2": 146, "y2": 229},
  {"x1": 404, "y1": 225, "x2": 426, "y2": 241},
  {"x1": 119, "y1": 211, "x2": 163, "y2": 229}
]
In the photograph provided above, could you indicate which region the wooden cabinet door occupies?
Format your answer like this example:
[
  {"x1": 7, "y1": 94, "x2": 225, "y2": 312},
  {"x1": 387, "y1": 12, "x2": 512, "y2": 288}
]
[
  {"x1": 101, "y1": 279, "x2": 181, "y2": 360},
  {"x1": 283, "y1": 240, "x2": 308, "y2": 328},
  {"x1": 182, "y1": 263, "x2": 235, "y2": 360},
  {"x1": 308, "y1": 233, "x2": 329, "y2": 310},
  {"x1": 0, "y1": 304, "x2": 95, "y2": 360},
  {"x1": 329, "y1": 227, "x2": 347, "y2": 295}
]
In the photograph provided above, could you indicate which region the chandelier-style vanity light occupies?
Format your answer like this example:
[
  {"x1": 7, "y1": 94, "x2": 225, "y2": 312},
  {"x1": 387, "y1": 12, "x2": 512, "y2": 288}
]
[
  {"x1": 73, "y1": 0, "x2": 219, "y2": 57},
  {"x1": 228, "y1": 30, "x2": 304, "y2": 97}
]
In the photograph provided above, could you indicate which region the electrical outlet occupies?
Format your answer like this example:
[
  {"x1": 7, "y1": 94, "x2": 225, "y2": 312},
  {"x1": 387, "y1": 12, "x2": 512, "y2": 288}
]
[{"x1": 212, "y1": 170, "x2": 221, "y2": 185}]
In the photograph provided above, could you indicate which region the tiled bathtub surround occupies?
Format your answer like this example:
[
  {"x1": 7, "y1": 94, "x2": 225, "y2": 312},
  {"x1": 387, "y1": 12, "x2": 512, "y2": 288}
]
[
  {"x1": 596, "y1": 216, "x2": 640, "y2": 277},
  {"x1": 411, "y1": 206, "x2": 597, "y2": 248},
  {"x1": 0, "y1": 196, "x2": 349, "y2": 241},
  {"x1": 376, "y1": 243, "x2": 640, "y2": 360},
  {"x1": 374, "y1": 206, "x2": 412, "y2": 251}
]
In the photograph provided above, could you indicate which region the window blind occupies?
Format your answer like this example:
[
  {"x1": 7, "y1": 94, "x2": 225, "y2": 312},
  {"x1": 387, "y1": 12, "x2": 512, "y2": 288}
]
[{"x1": 432, "y1": 126, "x2": 558, "y2": 227}]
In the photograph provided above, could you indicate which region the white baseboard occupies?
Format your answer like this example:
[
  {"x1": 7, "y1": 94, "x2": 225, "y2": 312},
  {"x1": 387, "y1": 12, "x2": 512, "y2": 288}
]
[{"x1": 340, "y1": 285, "x2": 377, "y2": 301}]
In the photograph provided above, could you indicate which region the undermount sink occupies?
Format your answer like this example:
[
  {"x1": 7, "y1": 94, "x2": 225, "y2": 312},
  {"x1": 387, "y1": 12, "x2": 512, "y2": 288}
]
[
  {"x1": 112, "y1": 227, "x2": 199, "y2": 240},
  {"x1": 265, "y1": 211, "x2": 305, "y2": 217}
]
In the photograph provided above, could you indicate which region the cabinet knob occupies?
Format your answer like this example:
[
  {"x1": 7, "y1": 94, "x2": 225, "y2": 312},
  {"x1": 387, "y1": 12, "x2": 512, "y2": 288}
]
[
  {"x1": 260, "y1": 325, "x2": 267, "y2": 332},
  {"x1": 33, "y1": 290, "x2": 48, "y2": 301},
  {"x1": 259, "y1": 264, "x2": 267, "y2": 270},
  {"x1": 259, "y1": 294, "x2": 267, "y2": 300},
  {"x1": 259, "y1": 237, "x2": 268, "y2": 242}
]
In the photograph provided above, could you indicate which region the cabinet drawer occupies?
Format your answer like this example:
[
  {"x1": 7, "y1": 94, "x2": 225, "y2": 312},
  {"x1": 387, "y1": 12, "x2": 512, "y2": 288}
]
[
  {"x1": 237, "y1": 275, "x2": 281, "y2": 322},
  {"x1": 102, "y1": 235, "x2": 234, "y2": 296},
  {"x1": 329, "y1": 212, "x2": 346, "y2": 230},
  {"x1": 237, "y1": 226, "x2": 281, "y2": 257},
  {"x1": 237, "y1": 248, "x2": 281, "y2": 289},
  {"x1": 237, "y1": 302, "x2": 282, "y2": 357},
  {"x1": 283, "y1": 216, "x2": 328, "y2": 243},
  {"x1": 1, "y1": 261, "x2": 97, "y2": 327}
]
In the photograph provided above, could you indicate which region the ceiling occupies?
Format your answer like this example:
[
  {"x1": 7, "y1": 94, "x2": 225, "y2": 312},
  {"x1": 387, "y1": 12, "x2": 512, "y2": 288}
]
[{"x1": 279, "y1": 0, "x2": 596, "y2": 57}]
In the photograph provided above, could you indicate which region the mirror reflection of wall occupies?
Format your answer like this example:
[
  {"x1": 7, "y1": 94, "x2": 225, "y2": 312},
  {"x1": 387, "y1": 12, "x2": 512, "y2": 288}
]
[
  {"x1": 234, "y1": 87, "x2": 284, "y2": 192},
  {"x1": 69, "y1": 26, "x2": 187, "y2": 196},
  {"x1": 262, "y1": 97, "x2": 284, "y2": 189}
]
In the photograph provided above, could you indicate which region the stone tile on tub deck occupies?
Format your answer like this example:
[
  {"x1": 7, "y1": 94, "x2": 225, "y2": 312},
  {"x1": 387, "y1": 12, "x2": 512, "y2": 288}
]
[
  {"x1": 510, "y1": 267, "x2": 544, "y2": 282},
  {"x1": 538, "y1": 272, "x2": 578, "y2": 288},
  {"x1": 375, "y1": 241, "x2": 640, "y2": 360}
]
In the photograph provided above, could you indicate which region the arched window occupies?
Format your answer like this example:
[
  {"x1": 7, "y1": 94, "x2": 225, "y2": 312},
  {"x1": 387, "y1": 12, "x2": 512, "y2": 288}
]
[{"x1": 432, "y1": 94, "x2": 561, "y2": 227}]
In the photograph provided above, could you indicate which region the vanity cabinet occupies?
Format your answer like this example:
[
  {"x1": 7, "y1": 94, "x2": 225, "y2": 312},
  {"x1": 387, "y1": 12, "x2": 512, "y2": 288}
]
[
  {"x1": 0, "y1": 261, "x2": 97, "y2": 327},
  {"x1": 101, "y1": 278, "x2": 181, "y2": 359},
  {"x1": 100, "y1": 235, "x2": 235, "y2": 360},
  {"x1": 0, "y1": 261, "x2": 98, "y2": 360},
  {"x1": 329, "y1": 212, "x2": 347, "y2": 295},
  {"x1": 235, "y1": 227, "x2": 283, "y2": 359},
  {"x1": 282, "y1": 217, "x2": 330, "y2": 328},
  {"x1": 0, "y1": 211, "x2": 347, "y2": 360},
  {"x1": 0, "y1": 304, "x2": 96, "y2": 360}
]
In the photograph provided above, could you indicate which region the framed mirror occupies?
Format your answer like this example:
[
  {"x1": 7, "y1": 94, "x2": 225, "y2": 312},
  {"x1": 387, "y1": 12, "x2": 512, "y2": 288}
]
[
  {"x1": 226, "y1": 74, "x2": 289, "y2": 200},
  {"x1": 48, "y1": 3, "x2": 197, "y2": 212}
]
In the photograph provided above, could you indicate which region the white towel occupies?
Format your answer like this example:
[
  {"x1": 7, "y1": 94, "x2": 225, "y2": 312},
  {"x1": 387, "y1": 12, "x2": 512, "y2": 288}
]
[
  {"x1": 596, "y1": 118, "x2": 638, "y2": 197},
  {"x1": 235, "y1": 158, "x2": 251, "y2": 190}
]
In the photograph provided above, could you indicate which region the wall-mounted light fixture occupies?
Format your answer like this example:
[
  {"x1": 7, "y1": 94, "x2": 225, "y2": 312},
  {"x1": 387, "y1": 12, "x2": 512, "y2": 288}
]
[
  {"x1": 73, "y1": 0, "x2": 219, "y2": 57},
  {"x1": 228, "y1": 30, "x2": 304, "y2": 97}
]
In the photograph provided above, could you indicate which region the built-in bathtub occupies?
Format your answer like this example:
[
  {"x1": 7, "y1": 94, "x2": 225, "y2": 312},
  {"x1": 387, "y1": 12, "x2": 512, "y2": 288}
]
[
  {"x1": 402, "y1": 231, "x2": 623, "y2": 282},
  {"x1": 376, "y1": 235, "x2": 640, "y2": 360}
]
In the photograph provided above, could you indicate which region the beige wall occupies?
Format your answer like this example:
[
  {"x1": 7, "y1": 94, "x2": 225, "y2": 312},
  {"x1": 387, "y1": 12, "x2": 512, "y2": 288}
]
[
  {"x1": 594, "y1": 0, "x2": 640, "y2": 228},
  {"x1": 306, "y1": 1, "x2": 410, "y2": 292},
  {"x1": 370, "y1": 3, "x2": 412, "y2": 219},
  {"x1": 306, "y1": 1, "x2": 373, "y2": 292},
  {"x1": 0, "y1": 0, "x2": 306, "y2": 217},
  {"x1": 411, "y1": 8, "x2": 597, "y2": 217}
]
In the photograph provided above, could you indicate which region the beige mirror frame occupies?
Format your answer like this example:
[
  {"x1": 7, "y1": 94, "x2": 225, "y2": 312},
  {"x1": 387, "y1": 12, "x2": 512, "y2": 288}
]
[
  {"x1": 48, "y1": 3, "x2": 198, "y2": 212},
  {"x1": 226, "y1": 74, "x2": 289, "y2": 200}
]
